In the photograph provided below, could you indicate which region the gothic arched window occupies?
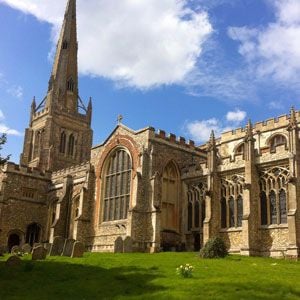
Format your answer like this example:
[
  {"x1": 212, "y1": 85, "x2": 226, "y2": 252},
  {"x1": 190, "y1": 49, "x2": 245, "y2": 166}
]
[
  {"x1": 270, "y1": 135, "x2": 287, "y2": 152},
  {"x1": 260, "y1": 191, "x2": 268, "y2": 225},
  {"x1": 102, "y1": 148, "x2": 132, "y2": 222},
  {"x1": 269, "y1": 190, "x2": 277, "y2": 224},
  {"x1": 279, "y1": 189, "x2": 287, "y2": 224},
  {"x1": 235, "y1": 143, "x2": 244, "y2": 156},
  {"x1": 162, "y1": 162, "x2": 179, "y2": 231},
  {"x1": 188, "y1": 198, "x2": 192, "y2": 231},
  {"x1": 194, "y1": 200, "x2": 200, "y2": 228},
  {"x1": 60, "y1": 131, "x2": 66, "y2": 153},
  {"x1": 62, "y1": 40, "x2": 68, "y2": 50},
  {"x1": 68, "y1": 134, "x2": 75, "y2": 156},
  {"x1": 237, "y1": 195, "x2": 243, "y2": 227},
  {"x1": 229, "y1": 197, "x2": 235, "y2": 228},
  {"x1": 221, "y1": 197, "x2": 227, "y2": 228}
]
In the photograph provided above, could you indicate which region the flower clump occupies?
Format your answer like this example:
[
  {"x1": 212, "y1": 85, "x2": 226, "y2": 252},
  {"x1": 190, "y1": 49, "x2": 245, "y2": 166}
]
[{"x1": 176, "y1": 264, "x2": 194, "y2": 278}]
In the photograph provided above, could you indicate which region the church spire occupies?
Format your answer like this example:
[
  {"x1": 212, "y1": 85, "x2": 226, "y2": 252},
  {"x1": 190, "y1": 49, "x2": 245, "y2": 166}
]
[{"x1": 46, "y1": 0, "x2": 78, "y2": 112}]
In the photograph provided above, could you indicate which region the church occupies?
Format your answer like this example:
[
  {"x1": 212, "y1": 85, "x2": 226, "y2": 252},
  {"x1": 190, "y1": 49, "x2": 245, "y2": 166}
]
[{"x1": 0, "y1": 0, "x2": 299, "y2": 258}]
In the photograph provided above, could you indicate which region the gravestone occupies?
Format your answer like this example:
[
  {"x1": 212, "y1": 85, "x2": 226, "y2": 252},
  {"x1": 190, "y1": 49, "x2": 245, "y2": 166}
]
[
  {"x1": 22, "y1": 243, "x2": 32, "y2": 254},
  {"x1": 11, "y1": 245, "x2": 22, "y2": 255},
  {"x1": 49, "y1": 236, "x2": 65, "y2": 256},
  {"x1": 43, "y1": 243, "x2": 52, "y2": 255},
  {"x1": 123, "y1": 236, "x2": 133, "y2": 253},
  {"x1": 62, "y1": 239, "x2": 75, "y2": 257},
  {"x1": 5, "y1": 255, "x2": 21, "y2": 267},
  {"x1": 114, "y1": 237, "x2": 124, "y2": 253},
  {"x1": 32, "y1": 246, "x2": 47, "y2": 261},
  {"x1": 71, "y1": 241, "x2": 84, "y2": 258}
]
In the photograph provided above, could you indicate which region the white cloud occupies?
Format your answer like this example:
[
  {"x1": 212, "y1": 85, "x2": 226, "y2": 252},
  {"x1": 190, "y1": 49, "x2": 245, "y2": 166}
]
[
  {"x1": 0, "y1": 109, "x2": 5, "y2": 121},
  {"x1": 228, "y1": 0, "x2": 300, "y2": 86},
  {"x1": 185, "y1": 109, "x2": 246, "y2": 142},
  {"x1": 226, "y1": 109, "x2": 246, "y2": 123},
  {"x1": 7, "y1": 85, "x2": 23, "y2": 99},
  {"x1": 0, "y1": 0, "x2": 212, "y2": 89},
  {"x1": 268, "y1": 101, "x2": 284, "y2": 110},
  {"x1": 0, "y1": 123, "x2": 22, "y2": 136}
]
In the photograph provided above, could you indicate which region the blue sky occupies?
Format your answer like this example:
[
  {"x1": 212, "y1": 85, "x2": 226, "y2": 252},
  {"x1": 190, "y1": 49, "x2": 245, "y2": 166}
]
[{"x1": 0, "y1": 0, "x2": 299, "y2": 162}]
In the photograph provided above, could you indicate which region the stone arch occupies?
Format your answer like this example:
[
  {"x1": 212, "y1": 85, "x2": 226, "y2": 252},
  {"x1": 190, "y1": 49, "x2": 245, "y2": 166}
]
[
  {"x1": 7, "y1": 229, "x2": 24, "y2": 252},
  {"x1": 266, "y1": 133, "x2": 288, "y2": 151}
]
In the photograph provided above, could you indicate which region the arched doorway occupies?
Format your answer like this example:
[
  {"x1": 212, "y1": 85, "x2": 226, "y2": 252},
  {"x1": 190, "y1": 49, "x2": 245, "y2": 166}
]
[
  {"x1": 26, "y1": 223, "x2": 41, "y2": 246},
  {"x1": 8, "y1": 233, "x2": 20, "y2": 252}
]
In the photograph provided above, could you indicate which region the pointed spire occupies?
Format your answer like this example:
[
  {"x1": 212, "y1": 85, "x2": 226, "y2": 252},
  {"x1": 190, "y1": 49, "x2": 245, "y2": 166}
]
[
  {"x1": 31, "y1": 96, "x2": 36, "y2": 110},
  {"x1": 207, "y1": 130, "x2": 216, "y2": 151},
  {"x1": 289, "y1": 106, "x2": 297, "y2": 129},
  {"x1": 46, "y1": 0, "x2": 78, "y2": 111},
  {"x1": 245, "y1": 119, "x2": 254, "y2": 141}
]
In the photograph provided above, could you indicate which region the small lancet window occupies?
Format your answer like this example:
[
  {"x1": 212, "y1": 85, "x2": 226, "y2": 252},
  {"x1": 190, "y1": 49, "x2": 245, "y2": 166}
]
[
  {"x1": 68, "y1": 134, "x2": 75, "y2": 156},
  {"x1": 62, "y1": 40, "x2": 68, "y2": 50},
  {"x1": 60, "y1": 131, "x2": 66, "y2": 154},
  {"x1": 235, "y1": 143, "x2": 244, "y2": 156},
  {"x1": 67, "y1": 78, "x2": 75, "y2": 92},
  {"x1": 270, "y1": 135, "x2": 287, "y2": 152}
]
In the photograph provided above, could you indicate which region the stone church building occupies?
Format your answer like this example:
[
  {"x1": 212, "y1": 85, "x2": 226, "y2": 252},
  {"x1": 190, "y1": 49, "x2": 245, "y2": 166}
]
[{"x1": 0, "y1": 0, "x2": 299, "y2": 258}]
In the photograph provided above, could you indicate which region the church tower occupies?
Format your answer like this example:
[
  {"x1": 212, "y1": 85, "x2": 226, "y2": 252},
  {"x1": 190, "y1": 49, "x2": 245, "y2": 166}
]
[{"x1": 20, "y1": 0, "x2": 93, "y2": 171}]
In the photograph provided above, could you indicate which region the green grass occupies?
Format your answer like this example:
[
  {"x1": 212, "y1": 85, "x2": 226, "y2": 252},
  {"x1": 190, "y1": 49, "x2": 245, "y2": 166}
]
[{"x1": 0, "y1": 252, "x2": 299, "y2": 300}]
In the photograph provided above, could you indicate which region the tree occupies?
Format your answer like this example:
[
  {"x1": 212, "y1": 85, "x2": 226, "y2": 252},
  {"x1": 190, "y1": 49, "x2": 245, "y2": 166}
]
[{"x1": 0, "y1": 133, "x2": 10, "y2": 164}]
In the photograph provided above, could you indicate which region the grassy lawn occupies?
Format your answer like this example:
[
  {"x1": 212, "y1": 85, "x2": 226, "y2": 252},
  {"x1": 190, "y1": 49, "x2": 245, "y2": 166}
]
[{"x1": 0, "y1": 252, "x2": 299, "y2": 300}]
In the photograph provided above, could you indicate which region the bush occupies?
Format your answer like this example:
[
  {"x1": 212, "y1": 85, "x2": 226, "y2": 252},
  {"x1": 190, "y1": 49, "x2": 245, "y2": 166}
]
[{"x1": 200, "y1": 237, "x2": 228, "y2": 258}]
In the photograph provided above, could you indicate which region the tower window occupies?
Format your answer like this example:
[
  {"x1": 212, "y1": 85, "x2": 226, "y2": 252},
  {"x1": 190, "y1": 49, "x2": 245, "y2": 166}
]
[
  {"x1": 62, "y1": 40, "x2": 68, "y2": 50},
  {"x1": 68, "y1": 134, "x2": 75, "y2": 156},
  {"x1": 67, "y1": 78, "x2": 75, "y2": 92},
  {"x1": 60, "y1": 131, "x2": 66, "y2": 153}
]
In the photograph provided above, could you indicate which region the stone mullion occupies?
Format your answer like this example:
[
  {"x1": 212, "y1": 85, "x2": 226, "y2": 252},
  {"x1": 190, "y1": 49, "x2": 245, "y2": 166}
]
[{"x1": 234, "y1": 184, "x2": 238, "y2": 228}]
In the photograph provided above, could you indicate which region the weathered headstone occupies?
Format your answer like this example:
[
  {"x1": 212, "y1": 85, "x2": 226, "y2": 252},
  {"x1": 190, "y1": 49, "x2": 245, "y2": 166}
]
[
  {"x1": 32, "y1": 246, "x2": 47, "y2": 261},
  {"x1": 22, "y1": 243, "x2": 32, "y2": 254},
  {"x1": 123, "y1": 236, "x2": 133, "y2": 253},
  {"x1": 43, "y1": 243, "x2": 52, "y2": 255},
  {"x1": 114, "y1": 237, "x2": 124, "y2": 253},
  {"x1": 71, "y1": 241, "x2": 84, "y2": 258},
  {"x1": 62, "y1": 239, "x2": 75, "y2": 257},
  {"x1": 49, "y1": 236, "x2": 65, "y2": 256},
  {"x1": 5, "y1": 255, "x2": 21, "y2": 267},
  {"x1": 11, "y1": 245, "x2": 22, "y2": 255}
]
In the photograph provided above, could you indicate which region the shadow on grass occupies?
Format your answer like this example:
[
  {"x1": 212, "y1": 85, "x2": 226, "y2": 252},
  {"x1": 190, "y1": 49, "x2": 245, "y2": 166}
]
[{"x1": 0, "y1": 258, "x2": 165, "y2": 300}]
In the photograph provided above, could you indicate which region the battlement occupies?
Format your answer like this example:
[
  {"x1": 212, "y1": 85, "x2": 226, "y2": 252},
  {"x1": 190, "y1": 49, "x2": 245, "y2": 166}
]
[
  {"x1": 1, "y1": 162, "x2": 52, "y2": 178},
  {"x1": 51, "y1": 161, "x2": 90, "y2": 178},
  {"x1": 221, "y1": 109, "x2": 300, "y2": 142},
  {"x1": 154, "y1": 129, "x2": 200, "y2": 152},
  {"x1": 33, "y1": 107, "x2": 49, "y2": 120}
]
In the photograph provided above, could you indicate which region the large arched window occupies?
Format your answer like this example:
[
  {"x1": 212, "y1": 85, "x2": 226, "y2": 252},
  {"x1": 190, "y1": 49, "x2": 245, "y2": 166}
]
[
  {"x1": 260, "y1": 191, "x2": 268, "y2": 225},
  {"x1": 162, "y1": 162, "x2": 179, "y2": 231},
  {"x1": 279, "y1": 189, "x2": 287, "y2": 224},
  {"x1": 60, "y1": 131, "x2": 66, "y2": 153},
  {"x1": 269, "y1": 190, "x2": 277, "y2": 224},
  {"x1": 228, "y1": 197, "x2": 235, "y2": 228},
  {"x1": 67, "y1": 77, "x2": 75, "y2": 92},
  {"x1": 221, "y1": 197, "x2": 227, "y2": 228},
  {"x1": 260, "y1": 167, "x2": 289, "y2": 225},
  {"x1": 102, "y1": 148, "x2": 132, "y2": 222},
  {"x1": 237, "y1": 195, "x2": 243, "y2": 227}
]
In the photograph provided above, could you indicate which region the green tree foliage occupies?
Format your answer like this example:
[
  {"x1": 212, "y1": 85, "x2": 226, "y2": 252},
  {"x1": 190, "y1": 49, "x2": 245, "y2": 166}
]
[
  {"x1": 200, "y1": 237, "x2": 228, "y2": 258},
  {"x1": 0, "y1": 133, "x2": 10, "y2": 164}
]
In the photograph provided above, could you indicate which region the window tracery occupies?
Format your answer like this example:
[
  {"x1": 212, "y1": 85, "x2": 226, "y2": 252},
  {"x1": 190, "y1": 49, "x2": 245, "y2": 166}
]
[
  {"x1": 187, "y1": 182, "x2": 207, "y2": 231},
  {"x1": 260, "y1": 166, "x2": 289, "y2": 225},
  {"x1": 269, "y1": 134, "x2": 287, "y2": 152},
  {"x1": 220, "y1": 175, "x2": 244, "y2": 228},
  {"x1": 102, "y1": 148, "x2": 132, "y2": 222}
]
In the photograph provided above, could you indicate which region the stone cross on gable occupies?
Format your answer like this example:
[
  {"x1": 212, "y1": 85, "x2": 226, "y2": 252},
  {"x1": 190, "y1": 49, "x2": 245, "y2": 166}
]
[{"x1": 117, "y1": 114, "x2": 123, "y2": 125}]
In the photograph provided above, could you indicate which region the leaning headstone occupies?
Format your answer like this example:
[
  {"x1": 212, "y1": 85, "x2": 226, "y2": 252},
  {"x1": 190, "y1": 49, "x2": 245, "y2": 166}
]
[
  {"x1": 22, "y1": 243, "x2": 32, "y2": 254},
  {"x1": 71, "y1": 241, "x2": 85, "y2": 258},
  {"x1": 62, "y1": 239, "x2": 75, "y2": 257},
  {"x1": 5, "y1": 255, "x2": 21, "y2": 267},
  {"x1": 123, "y1": 236, "x2": 133, "y2": 253},
  {"x1": 114, "y1": 237, "x2": 124, "y2": 253},
  {"x1": 49, "y1": 236, "x2": 65, "y2": 256},
  {"x1": 32, "y1": 246, "x2": 47, "y2": 261},
  {"x1": 11, "y1": 245, "x2": 22, "y2": 255}
]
